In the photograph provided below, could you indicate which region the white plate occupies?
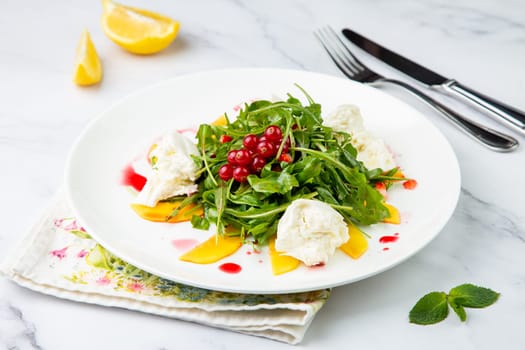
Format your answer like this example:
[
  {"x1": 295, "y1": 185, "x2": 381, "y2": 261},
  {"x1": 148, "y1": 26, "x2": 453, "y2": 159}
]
[{"x1": 65, "y1": 68, "x2": 460, "y2": 294}]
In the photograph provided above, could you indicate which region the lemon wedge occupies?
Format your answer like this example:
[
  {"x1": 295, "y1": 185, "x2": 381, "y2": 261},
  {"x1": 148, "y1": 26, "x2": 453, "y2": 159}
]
[
  {"x1": 101, "y1": 0, "x2": 180, "y2": 54},
  {"x1": 73, "y1": 29, "x2": 102, "y2": 86}
]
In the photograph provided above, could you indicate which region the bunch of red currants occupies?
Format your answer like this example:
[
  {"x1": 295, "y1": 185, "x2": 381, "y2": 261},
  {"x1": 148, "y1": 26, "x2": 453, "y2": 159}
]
[{"x1": 218, "y1": 125, "x2": 292, "y2": 183}]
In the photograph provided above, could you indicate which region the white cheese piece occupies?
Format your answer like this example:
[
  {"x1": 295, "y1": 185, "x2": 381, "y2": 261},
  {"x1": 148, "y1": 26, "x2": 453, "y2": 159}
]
[
  {"x1": 324, "y1": 104, "x2": 365, "y2": 133},
  {"x1": 275, "y1": 199, "x2": 348, "y2": 266},
  {"x1": 324, "y1": 104, "x2": 396, "y2": 170},
  {"x1": 134, "y1": 131, "x2": 199, "y2": 207}
]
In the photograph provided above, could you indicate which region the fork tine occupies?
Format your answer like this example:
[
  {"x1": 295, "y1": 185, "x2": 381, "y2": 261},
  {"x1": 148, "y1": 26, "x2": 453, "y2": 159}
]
[
  {"x1": 314, "y1": 28, "x2": 358, "y2": 80},
  {"x1": 325, "y1": 26, "x2": 367, "y2": 72}
]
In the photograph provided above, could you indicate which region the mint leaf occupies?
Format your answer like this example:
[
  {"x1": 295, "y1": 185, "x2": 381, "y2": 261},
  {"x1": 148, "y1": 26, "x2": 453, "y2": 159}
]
[
  {"x1": 409, "y1": 291, "x2": 449, "y2": 325},
  {"x1": 449, "y1": 284, "x2": 500, "y2": 308},
  {"x1": 449, "y1": 299, "x2": 467, "y2": 322},
  {"x1": 410, "y1": 284, "x2": 500, "y2": 326}
]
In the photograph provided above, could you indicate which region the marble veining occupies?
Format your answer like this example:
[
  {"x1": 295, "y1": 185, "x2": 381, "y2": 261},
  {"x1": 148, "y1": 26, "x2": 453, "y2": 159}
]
[
  {"x1": 1, "y1": 0, "x2": 525, "y2": 349},
  {"x1": 0, "y1": 302, "x2": 42, "y2": 350},
  {"x1": 412, "y1": 4, "x2": 525, "y2": 40},
  {"x1": 460, "y1": 188, "x2": 525, "y2": 243}
]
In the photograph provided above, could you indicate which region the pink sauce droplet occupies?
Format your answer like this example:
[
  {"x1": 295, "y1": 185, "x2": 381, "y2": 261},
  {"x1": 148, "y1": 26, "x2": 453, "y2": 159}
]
[
  {"x1": 121, "y1": 164, "x2": 147, "y2": 192},
  {"x1": 379, "y1": 234, "x2": 399, "y2": 244},
  {"x1": 308, "y1": 262, "x2": 326, "y2": 270},
  {"x1": 172, "y1": 239, "x2": 199, "y2": 251},
  {"x1": 219, "y1": 262, "x2": 242, "y2": 274},
  {"x1": 176, "y1": 128, "x2": 199, "y2": 136}
]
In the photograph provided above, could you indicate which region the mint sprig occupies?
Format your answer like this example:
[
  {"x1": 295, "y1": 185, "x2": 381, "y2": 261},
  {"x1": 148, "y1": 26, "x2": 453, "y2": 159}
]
[{"x1": 409, "y1": 284, "x2": 499, "y2": 325}]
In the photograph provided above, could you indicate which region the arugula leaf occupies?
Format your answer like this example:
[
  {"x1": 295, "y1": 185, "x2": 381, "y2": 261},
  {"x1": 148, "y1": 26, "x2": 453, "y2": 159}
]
[
  {"x1": 191, "y1": 215, "x2": 210, "y2": 230},
  {"x1": 247, "y1": 171, "x2": 299, "y2": 194},
  {"x1": 214, "y1": 184, "x2": 228, "y2": 234}
]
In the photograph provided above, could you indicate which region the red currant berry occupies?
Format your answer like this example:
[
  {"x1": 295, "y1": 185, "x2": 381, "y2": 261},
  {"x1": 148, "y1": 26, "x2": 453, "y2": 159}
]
[
  {"x1": 218, "y1": 164, "x2": 233, "y2": 181},
  {"x1": 227, "y1": 150, "x2": 238, "y2": 164},
  {"x1": 264, "y1": 125, "x2": 282, "y2": 143},
  {"x1": 220, "y1": 135, "x2": 233, "y2": 143},
  {"x1": 233, "y1": 166, "x2": 250, "y2": 183},
  {"x1": 243, "y1": 134, "x2": 258, "y2": 150},
  {"x1": 256, "y1": 140, "x2": 276, "y2": 158},
  {"x1": 251, "y1": 156, "x2": 266, "y2": 173},
  {"x1": 234, "y1": 149, "x2": 251, "y2": 166},
  {"x1": 279, "y1": 153, "x2": 293, "y2": 163}
]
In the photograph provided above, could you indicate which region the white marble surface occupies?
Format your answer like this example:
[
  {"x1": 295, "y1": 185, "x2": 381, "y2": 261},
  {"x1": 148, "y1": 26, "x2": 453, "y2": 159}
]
[{"x1": 1, "y1": 0, "x2": 525, "y2": 349}]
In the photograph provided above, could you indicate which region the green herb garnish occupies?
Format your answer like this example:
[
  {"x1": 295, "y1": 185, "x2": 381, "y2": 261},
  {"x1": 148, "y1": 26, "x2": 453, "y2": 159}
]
[
  {"x1": 409, "y1": 284, "x2": 500, "y2": 325},
  {"x1": 175, "y1": 87, "x2": 400, "y2": 245}
]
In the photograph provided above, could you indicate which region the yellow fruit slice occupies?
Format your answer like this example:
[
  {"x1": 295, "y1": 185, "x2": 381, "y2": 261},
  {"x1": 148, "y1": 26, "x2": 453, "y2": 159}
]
[
  {"x1": 212, "y1": 114, "x2": 228, "y2": 126},
  {"x1": 382, "y1": 203, "x2": 401, "y2": 224},
  {"x1": 269, "y1": 237, "x2": 301, "y2": 275},
  {"x1": 179, "y1": 234, "x2": 243, "y2": 264},
  {"x1": 73, "y1": 29, "x2": 102, "y2": 86},
  {"x1": 340, "y1": 223, "x2": 368, "y2": 259},
  {"x1": 101, "y1": 0, "x2": 180, "y2": 54},
  {"x1": 131, "y1": 201, "x2": 202, "y2": 223}
]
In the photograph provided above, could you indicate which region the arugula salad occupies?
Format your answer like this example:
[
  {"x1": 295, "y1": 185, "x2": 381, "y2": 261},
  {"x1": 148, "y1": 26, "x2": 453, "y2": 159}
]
[
  {"x1": 128, "y1": 86, "x2": 408, "y2": 269},
  {"x1": 170, "y1": 87, "x2": 400, "y2": 241}
]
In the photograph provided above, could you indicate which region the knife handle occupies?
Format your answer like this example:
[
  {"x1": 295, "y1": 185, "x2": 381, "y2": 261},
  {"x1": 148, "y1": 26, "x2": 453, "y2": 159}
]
[
  {"x1": 441, "y1": 80, "x2": 525, "y2": 135},
  {"x1": 379, "y1": 79, "x2": 519, "y2": 152}
]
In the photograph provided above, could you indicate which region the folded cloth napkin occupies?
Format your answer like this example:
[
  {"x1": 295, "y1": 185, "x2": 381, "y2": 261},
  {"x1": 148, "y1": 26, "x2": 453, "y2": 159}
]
[{"x1": 0, "y1": 191, "x2": 330, "y2": 345}]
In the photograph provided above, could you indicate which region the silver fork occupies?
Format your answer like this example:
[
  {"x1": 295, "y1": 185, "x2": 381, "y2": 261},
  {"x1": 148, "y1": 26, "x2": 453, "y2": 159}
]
[{"x1": 314, "y1": 26, "x2": 519, "y2": 152}]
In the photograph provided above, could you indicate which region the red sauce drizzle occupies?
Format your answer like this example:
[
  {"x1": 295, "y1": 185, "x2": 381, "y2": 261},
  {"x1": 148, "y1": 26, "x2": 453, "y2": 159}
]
[
  {"x1": 121, "y1": 164, "x2": 147, "y2": 192},
  {"x1": 403, "y1": 179, "x2": 418, "y2": 190},
  {"x1": 219, "y1": 262, "x2": 242, "y2": 274},
  {"x1": 383, "y1": 247, "x2": 390, "y2": 251},
  {"x1": 379, "y1": 233, "x2": 400, "y2": 244}
]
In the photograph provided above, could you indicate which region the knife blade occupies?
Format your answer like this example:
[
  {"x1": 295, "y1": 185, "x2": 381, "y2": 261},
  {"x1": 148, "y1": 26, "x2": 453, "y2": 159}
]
[{"x1": 342, "y1": 28, "x2": 525, "y2": 135}]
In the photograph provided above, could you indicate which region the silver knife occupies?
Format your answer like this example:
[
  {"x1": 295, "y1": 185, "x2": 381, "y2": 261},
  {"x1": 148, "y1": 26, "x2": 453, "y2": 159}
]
[{"x1": 342, "y1": 28, "x2": 525, "y2": 135}]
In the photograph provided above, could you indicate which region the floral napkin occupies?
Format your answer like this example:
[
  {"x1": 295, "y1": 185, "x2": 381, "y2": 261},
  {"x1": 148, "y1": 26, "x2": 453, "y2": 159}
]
[{"x1": 0, "y1": 190, "x2": 330, "y2": 345}]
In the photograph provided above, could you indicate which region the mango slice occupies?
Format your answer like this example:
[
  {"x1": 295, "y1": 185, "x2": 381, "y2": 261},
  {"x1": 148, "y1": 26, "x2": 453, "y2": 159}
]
[
  {"x1": 131, "y1": 201, "x2": 202, "y2": 223},
  {"x1": 393, "y1": 169, "x2": 405, "y2": 178},
  {"x1": 382, "y1": 203, "x2": 400, "y2": 224},
  {"x1": 339, "y1": 223, "x2": 368, "y2": 259},
  {"x1": 212, "y1": 114, "x2": 228, "y2": 126},
  {"x1": 179, "y1": 234, "x2": 242, "y2": 264},
  {"x1": 269, "y1": 237, "x2": 301, "y2": 275}
]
